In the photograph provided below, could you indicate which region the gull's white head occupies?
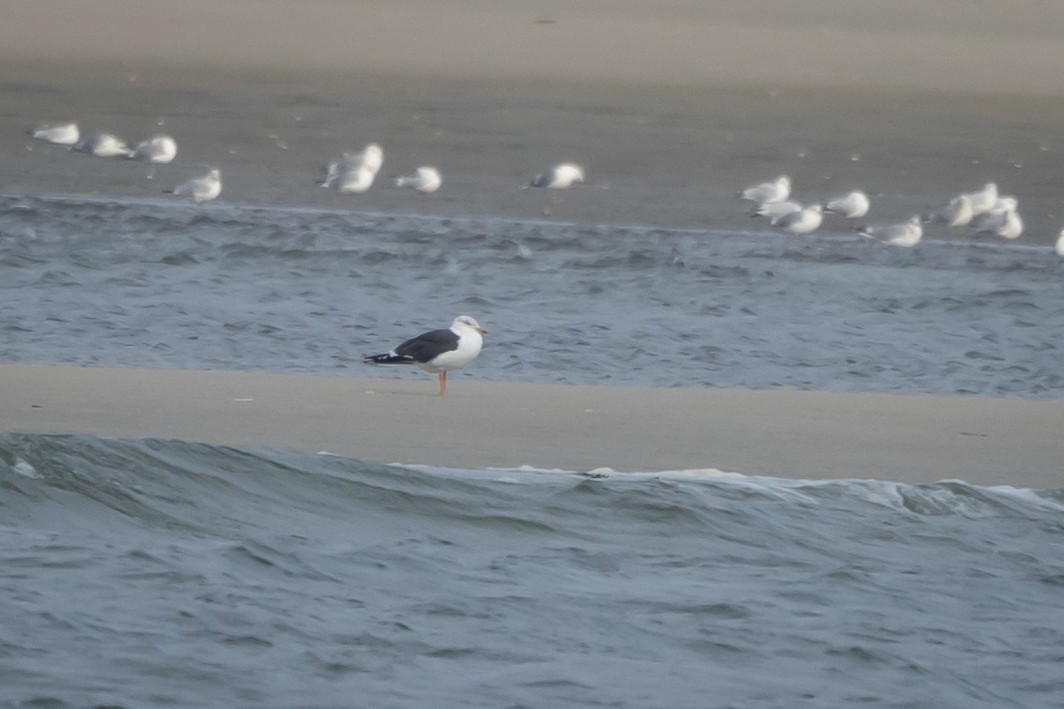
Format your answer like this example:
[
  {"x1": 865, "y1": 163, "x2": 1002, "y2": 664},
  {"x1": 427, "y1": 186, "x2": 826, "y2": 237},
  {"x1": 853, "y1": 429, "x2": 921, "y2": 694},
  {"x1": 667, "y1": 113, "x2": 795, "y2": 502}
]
[
  {"x1": 452, "y1": 315, "x2": 488, "y2": 335},
  {"x1": 361, "y1": 143, "x2": 384, "y2": 173},
  {"x1": 555, "y1": 163, "x2": 585, "y2": 186}
]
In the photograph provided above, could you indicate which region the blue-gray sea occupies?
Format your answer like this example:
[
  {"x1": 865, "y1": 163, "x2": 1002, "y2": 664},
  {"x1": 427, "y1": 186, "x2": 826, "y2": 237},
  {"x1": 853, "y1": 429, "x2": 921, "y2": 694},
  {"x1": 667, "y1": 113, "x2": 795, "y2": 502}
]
[{"x1": 2, "y1": 193, "x2": 1064, "y2": 709}]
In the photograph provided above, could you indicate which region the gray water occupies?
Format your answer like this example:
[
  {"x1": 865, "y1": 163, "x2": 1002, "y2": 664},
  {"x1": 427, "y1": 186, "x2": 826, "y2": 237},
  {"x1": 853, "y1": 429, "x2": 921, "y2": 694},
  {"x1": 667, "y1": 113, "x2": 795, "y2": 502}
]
[
  {"x1": 1, "y1": 193, "x2": 1063, "y2": 397},
  {"x1": 2, "y1": 434, "x2": 1064, "y2": 709},
  {"x1": 2, "y1": 194, "x2": 1064, "y2": 709}
]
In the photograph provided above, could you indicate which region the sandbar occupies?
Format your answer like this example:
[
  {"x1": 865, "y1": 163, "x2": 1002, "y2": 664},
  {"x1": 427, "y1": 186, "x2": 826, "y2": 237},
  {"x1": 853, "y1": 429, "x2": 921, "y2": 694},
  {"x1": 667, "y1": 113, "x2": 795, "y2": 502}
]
[{"x1": 2, "y1": 364, "x2": 1061, "y2": 488}]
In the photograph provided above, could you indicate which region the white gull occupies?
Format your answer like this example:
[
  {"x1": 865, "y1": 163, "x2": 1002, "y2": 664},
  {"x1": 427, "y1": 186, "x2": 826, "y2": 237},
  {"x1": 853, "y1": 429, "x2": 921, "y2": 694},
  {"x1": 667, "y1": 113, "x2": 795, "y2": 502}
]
[
  {"x1": 750, "y1": 199, "x2": 801, "y2": 222},
  {"x1": 31, "y1": 121, "x2": 80, "y2": 146},
  {"x1": 527, "y1": 162, "x2": 585, "y2": 189},
  {"x1": 322, "y1": 142, "x2": 384, "y2": 193},
  {"x1": 961, "y1": 182, "x2": 999, "y2": 216},
  {"x1": 824, "y1": 190, "x2": 870, "y2": 219},
  {"x1": 395, "y1": 166, "x2": 442, "y2": 193},
  {"x1": 773, "y1": 203, "x2": 823, "y2": 235},
  {"x1": 73, "y1": 133, "x2": 131, "y2": 157},
  {"x1": 926, "y1": 194, "x2": 975, "y2": 228},
  {"x1": 172, "y1": 168, "x2": 222, "y2": 203},
  {"x1": 129, "y1": 135, "x2": 177, "y2": 164},
  {"x1": 859, "y1": 215, "x2": 923, "y2": 248},
  {"x1": 740, "y1": 175, "x2": 791, "y2": 204},
  {"x1": 972, "y1": 206, "x2": 1023, "y2": 240}
]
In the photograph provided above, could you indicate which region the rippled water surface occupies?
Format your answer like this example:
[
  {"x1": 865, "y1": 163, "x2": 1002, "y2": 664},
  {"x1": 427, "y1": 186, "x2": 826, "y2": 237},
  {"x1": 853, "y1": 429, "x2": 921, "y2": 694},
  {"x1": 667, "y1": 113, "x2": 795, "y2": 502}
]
[
  {"x1": 2, "y1": 193, "x2": 1063, "y2": 397},
  {"x1": 3, "y1": 434, "x2": 1063, "y2": 709}
]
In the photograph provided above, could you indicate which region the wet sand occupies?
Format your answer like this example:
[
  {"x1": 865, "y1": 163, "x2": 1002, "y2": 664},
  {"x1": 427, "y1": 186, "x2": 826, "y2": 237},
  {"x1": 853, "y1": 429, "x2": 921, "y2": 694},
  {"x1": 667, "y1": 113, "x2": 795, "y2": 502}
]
[
  {"x1": 3, "y1": 1, "x2": 1064, "y2": 241},
  {"x1": 3, "y1": 364, "x2": 1062, "y2": 488}
]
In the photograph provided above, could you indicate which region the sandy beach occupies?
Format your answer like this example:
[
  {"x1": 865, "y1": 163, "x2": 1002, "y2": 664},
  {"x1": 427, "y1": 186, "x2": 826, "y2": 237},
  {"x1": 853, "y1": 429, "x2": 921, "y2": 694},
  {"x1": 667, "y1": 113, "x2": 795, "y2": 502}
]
[
  {"x1": 3, "y1": 364, "x2": 1062, "y2": 488},
  {"x1": 3, "y1": 1, "x2": 1064, "y2": 240},
  {"x1": 2, "y1": 2, "x2": 1062, "y2": 489}
]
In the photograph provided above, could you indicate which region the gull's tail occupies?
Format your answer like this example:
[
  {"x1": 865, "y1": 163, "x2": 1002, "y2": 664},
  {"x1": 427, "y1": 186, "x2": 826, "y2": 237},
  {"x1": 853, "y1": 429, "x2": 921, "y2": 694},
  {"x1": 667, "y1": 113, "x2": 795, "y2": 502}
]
[{"x1": 363, "y1": 352, "x2": 414, "y2": 366}]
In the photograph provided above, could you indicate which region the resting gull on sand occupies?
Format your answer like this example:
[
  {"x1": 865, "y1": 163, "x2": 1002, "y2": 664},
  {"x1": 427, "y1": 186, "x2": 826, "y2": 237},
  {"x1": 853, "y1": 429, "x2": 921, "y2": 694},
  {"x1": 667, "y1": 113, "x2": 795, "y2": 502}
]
[
  {"x1": 363, "y1": 315, "x2": 488, "y2": 397},
  {"x1": 321, "y1": 143, "x2": 384, "y2": 193},
  {"x1": 773, "y1": 203, "x2": 823, "y2": 235},
  {"x1": 127, "y1": 134, "x2": 178, "y2": 178},
  {"x1": 171, "y1": 168, "x2": 222, "y2": 203},
  {"x1": 395, "y1": 166, "x2": 442, "y2": 193},
  {"x1": 128, "y1": 135, "x2": 177, "y2": 164},
  {"x1": 824, "y1": 190, "x2": 870, "y2": 219},
  {"x1": 749, "y1": 199, "x2": 801, "y2": 221},
  {"x1": 31, "y1": 121, "x2": 80, "y2": 146},
  {"x1": 740, "y1": 174, "x2": 791, "y2": 204},
  {"x1": 972, "y1": 205, "x2": 1024, "y2": 240},
  {"x1": 859, "y1": 215, "x2": 923, "y2": 248},
  {"x1": 961, "y1": 182, "x2": 999, "y2": 216},
  {"x1": 73, "y1": 132, "x2": 131, "y2": 157},
  {"x1": 925, "y1": 194, "x2": 975, "y2": 228},
  {"x1": 526, "y1": 162, "x2": 585, "y2": 189}
]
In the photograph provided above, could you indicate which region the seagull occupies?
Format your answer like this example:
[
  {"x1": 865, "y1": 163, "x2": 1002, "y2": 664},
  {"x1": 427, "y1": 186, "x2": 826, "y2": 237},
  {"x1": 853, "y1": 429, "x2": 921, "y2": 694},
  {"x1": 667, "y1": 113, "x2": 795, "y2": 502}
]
[
  {"x1": 321, "y1": 153, "x2": 356, "y2": 188},
  {"x1": 321, "y1": 142, "x2": 384, "y2": 193},
  {"x1": 128, "y1": 135, "x2": 177, "y2": 164},
  {"x1": 749, "y1": 199, "x2": 801, "y2": 221},
  {"x1": 72, "y1": 132, "x2": 131, "y2": 157},
  {"x1": 972, "y1": 206, "x2": 1023, "y2": 240},
  {"x1": 961, "y1": 182, "x2": 999, "y2": 216},
  {"x1": 1056, "y1": 230, "x2": 1064, "y2": 258},
  {"x1": 527, "y1": 162, "x2": 585, "y2": 189},
  {"x1": 395, "y1": 166, "x2": 442, "y2": 193},
  {"x1": 988, "y1": 195, "x2": 1019, "y2": 213},
  {"x1": 925, "y1": 194, "x2": 974, "y2": 227},
  {"x1": 30, "y1": 121, "x2": 79, "y2": 146},
  {"x1": 357, "y1": 142, "x2": 384, "y2": 176},
  {"x1": 773, "y1": 203, "x2": 823, "y2": 235},
  {"x1": 127, "y1": 135, "x2": 178, "y2": 178},
  {"x1": 740, "y1": 175, "x2": 791, "y2": 204},
  {"x1": 824, "y1": 190, "x2": 870, "y2": 219},
  {"x1": 858, "y1": 215, "x2": 923, "y2": 247},
  {"x1": 363, "y1": 315, "x2": 488, "y2": 396},
  {"x1": 171, "y1": 168, "x2": 222, "y2": 203},
  {"x1": 328, "y1": 163, "x2": 376, "y2": 193}
]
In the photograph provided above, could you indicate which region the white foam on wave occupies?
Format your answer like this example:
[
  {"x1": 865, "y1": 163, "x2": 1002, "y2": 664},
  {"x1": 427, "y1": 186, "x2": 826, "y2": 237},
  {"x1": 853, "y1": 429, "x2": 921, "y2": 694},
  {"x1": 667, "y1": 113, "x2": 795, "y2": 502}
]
[
  {"x1": 396, "y1": 462, "x2": 747, "y2": 483},
  {"x1": 13, "y1": 457, "x2": 41, "y2": 479},
  {"x1": 393, "y1": 462, "x2": 1060, "y2": 517}
]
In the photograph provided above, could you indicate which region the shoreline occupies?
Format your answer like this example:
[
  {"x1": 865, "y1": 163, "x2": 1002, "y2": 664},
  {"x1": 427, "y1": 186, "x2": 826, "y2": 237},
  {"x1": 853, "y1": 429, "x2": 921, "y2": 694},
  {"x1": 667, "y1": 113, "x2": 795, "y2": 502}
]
[
  {"x1": 5, "y1": 68, "x2": 1064, "y2": 243},
  {"x1": 3, "y1": 364, "x2": 1061, "y2": 488}
]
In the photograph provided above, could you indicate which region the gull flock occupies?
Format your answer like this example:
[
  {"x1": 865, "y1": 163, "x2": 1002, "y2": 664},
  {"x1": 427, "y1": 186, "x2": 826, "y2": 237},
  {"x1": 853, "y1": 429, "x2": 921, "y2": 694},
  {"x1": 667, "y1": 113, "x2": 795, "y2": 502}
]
[
  {"x1": 26, "y1": 120, "x2": 1064, "y2": 257},
  {"x1": 739, "y1": 173, "x2": 1055, "y2": 251},
  {"x1": 28, "y1": 121, "x2": 573, "y2": 204}
]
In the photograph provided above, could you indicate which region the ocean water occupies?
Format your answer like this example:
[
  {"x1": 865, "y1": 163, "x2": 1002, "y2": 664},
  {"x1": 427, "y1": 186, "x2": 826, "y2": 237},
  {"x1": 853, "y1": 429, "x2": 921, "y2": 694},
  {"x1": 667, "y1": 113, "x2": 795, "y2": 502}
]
[
  {"x1": 2, "y1": 194, "x2": 1064, "y2": 708},
  {"x1": 1, "y1": 193, "x2": 1063, "y2": 397},
  {"x1": 2, "y1": 433, "x2": 1064, "y2": 709}
]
